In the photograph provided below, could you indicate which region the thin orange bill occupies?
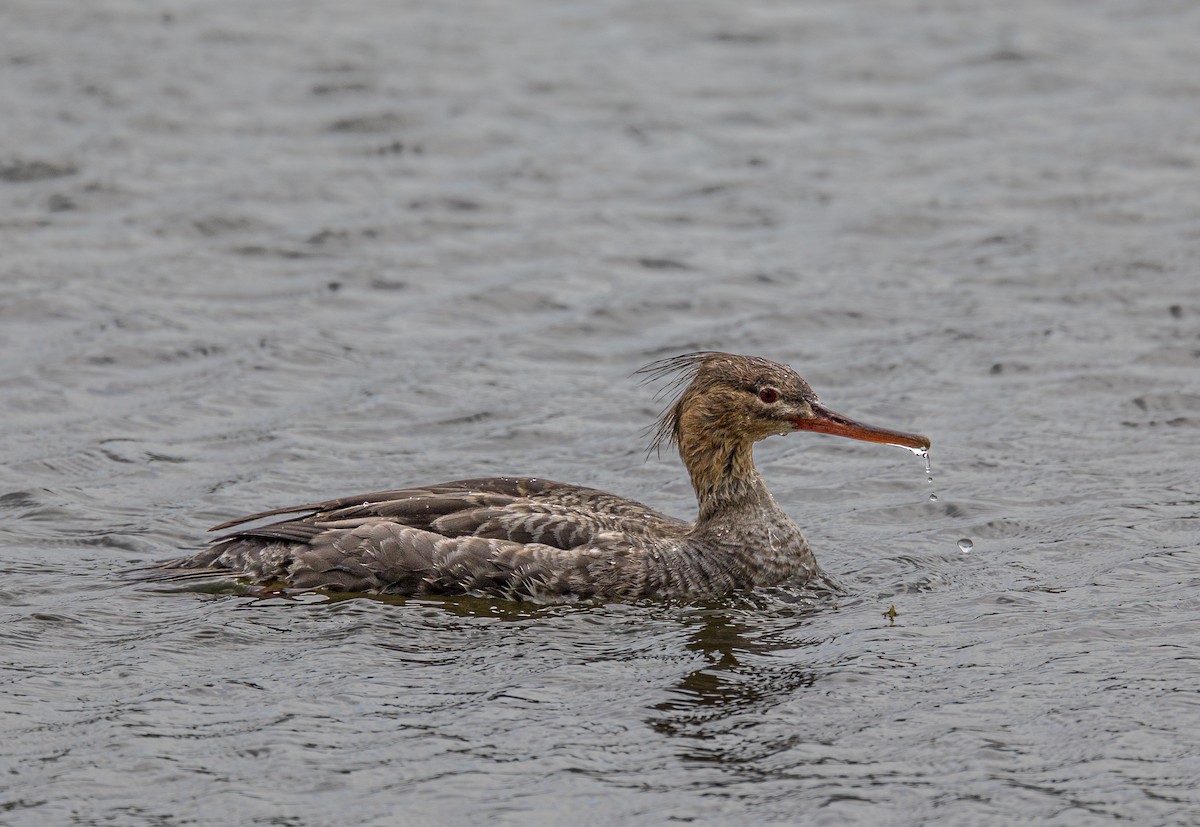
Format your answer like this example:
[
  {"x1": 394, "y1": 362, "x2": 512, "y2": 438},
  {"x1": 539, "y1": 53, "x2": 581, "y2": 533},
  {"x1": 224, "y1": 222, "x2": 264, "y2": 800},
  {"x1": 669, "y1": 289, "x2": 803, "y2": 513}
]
[{"x1": 792, "y1": 403, "x2": 930, "y2": 451}]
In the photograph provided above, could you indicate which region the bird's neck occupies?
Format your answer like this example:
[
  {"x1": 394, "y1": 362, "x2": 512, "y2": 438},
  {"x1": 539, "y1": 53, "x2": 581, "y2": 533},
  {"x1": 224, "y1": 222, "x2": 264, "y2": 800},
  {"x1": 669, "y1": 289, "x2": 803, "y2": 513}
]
[
  {"x1": 677, "y1": 429, "x2": 813, "y2": 586},
  {"x1": 679, "y1": 432, "x2": 778, "y2": 524}
]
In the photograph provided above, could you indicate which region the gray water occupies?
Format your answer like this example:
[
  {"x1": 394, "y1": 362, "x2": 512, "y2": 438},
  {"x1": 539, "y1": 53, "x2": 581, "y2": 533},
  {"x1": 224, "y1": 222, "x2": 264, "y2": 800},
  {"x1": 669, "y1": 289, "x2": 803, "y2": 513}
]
[{"x1": 2, "y1": 1, "x2": 1199, "y2": 824}]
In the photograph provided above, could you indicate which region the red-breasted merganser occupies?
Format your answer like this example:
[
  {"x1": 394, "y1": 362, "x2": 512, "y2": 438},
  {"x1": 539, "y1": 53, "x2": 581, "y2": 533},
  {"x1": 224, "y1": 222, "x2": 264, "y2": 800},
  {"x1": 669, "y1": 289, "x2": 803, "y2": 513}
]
[{"x1": 152, "y1": 353, "x2": 930, "y2": 600}]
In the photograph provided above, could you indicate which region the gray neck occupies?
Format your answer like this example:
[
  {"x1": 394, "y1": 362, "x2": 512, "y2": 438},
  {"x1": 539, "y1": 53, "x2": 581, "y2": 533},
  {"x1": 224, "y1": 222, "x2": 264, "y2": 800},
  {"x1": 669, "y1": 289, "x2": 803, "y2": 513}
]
[
  {"x1": 682, "y1": 438, "x2": 793, "y2": 528},
  {"x1": 682, "y1": 435, "x2": 808, "y2": 571}
]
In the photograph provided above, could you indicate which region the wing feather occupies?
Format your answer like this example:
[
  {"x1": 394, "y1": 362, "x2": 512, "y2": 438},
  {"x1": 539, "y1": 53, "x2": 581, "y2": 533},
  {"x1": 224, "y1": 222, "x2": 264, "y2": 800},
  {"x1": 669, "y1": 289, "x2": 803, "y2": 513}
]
[
  {"x1": 209, "y1": 477, "x2": 687, "y2": 551},
  {"x1": 148, "y1": 476, "x2": 692, "y2": 598}
]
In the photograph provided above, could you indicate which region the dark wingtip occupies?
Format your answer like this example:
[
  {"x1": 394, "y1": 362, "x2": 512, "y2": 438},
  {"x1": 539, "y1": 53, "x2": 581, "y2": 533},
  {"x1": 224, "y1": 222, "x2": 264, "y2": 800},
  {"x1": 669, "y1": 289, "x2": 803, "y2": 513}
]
[{"x1": 208, "y1": 503, "x2": 322, "y2": 533}]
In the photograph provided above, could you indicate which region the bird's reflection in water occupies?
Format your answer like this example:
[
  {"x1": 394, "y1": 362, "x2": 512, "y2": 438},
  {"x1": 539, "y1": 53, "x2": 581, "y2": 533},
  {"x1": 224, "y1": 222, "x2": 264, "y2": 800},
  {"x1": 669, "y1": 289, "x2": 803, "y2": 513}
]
[
  {"x1": 229, "y1": 579, "x2": 837, "y2": 757},
  {"x1": 649, "y1": 586, "x2": 835, "y2": 748}
]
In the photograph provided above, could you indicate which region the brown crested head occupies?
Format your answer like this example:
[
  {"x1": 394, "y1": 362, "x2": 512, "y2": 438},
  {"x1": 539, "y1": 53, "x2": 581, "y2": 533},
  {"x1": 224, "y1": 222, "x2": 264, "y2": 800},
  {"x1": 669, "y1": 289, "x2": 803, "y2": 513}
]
[
  {"x1": 638, "y1": 352, "x2": 819, "y2": 455},
  {"x1": 637, "y1": 352, "x2": 931, "y2": 457}
]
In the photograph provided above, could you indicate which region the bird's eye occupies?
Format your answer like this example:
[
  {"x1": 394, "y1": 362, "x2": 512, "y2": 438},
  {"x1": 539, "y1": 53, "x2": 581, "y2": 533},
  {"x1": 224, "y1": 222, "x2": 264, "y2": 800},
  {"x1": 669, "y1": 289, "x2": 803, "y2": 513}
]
[{"x1": 758, "y1": 387, "x2": 779, "y2": 404}]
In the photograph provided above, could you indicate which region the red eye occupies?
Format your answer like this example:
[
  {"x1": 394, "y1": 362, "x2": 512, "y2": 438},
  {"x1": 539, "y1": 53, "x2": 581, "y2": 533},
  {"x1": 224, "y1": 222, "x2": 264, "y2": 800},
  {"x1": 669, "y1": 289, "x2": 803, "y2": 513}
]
[{"x1": 758, "y1": 387, "x2": 779, "y2": 404}]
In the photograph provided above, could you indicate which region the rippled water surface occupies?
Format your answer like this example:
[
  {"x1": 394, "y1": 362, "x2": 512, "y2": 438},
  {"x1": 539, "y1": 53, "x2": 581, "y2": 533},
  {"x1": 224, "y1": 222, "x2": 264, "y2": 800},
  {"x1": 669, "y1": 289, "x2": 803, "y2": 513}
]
[{"x1": 3, "y1": 1, "x2": 1199, "y2": 824}]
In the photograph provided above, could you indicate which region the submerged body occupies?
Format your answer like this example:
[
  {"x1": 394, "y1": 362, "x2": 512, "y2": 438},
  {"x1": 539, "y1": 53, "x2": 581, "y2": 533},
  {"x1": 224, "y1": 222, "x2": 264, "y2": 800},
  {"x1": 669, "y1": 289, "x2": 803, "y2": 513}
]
[{"x1": 153, "y1": 353, "x2": 929, "y2": 601}]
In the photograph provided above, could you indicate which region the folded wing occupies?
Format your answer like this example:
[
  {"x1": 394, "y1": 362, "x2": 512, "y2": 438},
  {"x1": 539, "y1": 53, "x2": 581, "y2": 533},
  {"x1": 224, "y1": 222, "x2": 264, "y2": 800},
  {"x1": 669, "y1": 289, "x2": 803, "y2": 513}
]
[{"x1": 150, "y1": 477, "x2": 690, "y2": 597}]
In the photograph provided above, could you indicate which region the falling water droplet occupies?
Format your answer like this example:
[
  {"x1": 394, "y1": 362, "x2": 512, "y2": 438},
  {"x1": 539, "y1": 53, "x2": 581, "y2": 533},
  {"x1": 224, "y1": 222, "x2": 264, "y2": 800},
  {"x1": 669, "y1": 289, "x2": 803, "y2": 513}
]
[
  {"x1": 911, "y1": 449, "x2": 937, "y2": 503},
  {"x1": 957, "y1": 538, "x2": 974, "y2": 554}
]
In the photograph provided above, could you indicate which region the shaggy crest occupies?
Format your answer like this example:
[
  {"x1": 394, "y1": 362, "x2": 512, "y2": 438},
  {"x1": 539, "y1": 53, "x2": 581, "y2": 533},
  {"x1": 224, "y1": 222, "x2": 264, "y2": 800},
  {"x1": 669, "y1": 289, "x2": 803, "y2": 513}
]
[{"x1": 634, "y1": 352, "x2": 812, "y2": 456}]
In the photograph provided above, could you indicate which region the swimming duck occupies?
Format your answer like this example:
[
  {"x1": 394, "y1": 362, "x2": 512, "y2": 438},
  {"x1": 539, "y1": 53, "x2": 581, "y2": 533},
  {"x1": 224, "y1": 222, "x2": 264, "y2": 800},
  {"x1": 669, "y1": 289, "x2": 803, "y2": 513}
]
[{"x1": 153, "y1": 353, "x2": 929, "y2": 600}]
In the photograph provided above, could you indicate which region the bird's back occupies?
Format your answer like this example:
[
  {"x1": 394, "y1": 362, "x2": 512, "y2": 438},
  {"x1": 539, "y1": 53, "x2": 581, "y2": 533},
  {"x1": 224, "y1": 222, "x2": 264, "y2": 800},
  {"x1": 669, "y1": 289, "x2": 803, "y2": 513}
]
[{"x1": 152, "y1": 477, "x2": 691, "y2": 599}]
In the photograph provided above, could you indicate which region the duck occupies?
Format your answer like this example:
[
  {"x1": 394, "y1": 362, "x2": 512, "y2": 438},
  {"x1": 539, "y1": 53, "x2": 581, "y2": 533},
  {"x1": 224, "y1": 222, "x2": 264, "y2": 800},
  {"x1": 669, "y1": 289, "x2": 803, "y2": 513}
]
[{"x1": 151, "y1": 352, "x2": 930, "y2": 601}]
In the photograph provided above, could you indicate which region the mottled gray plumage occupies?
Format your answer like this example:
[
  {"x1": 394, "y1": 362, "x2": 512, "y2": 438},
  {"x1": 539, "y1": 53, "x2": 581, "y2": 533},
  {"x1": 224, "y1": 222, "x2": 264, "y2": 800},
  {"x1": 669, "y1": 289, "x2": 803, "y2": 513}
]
[{"x1": 149, "y1": 353, "x2": 929, "y2": 601}]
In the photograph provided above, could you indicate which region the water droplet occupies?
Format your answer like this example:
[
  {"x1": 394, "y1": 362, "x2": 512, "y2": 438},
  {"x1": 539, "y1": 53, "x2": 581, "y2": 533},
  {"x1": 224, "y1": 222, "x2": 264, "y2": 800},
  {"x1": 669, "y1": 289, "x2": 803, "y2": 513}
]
[
  {"x1": 957, "y1": 538, "x2": 974, "y2": 554},
  {"x1": 904, "y1": 445, "x2": 931, "y2": 470},
  {"x1": 906, "y1": 448, "x2": 935, "y2": 501}
]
